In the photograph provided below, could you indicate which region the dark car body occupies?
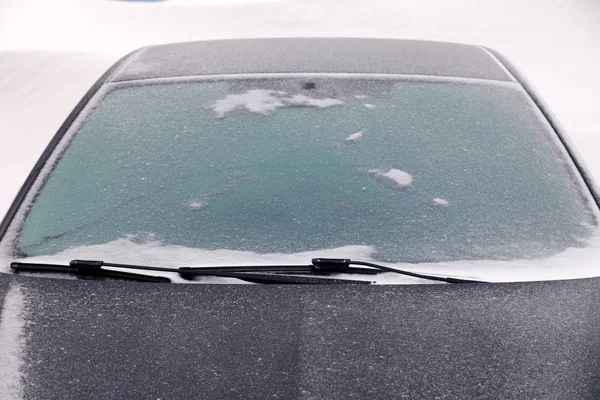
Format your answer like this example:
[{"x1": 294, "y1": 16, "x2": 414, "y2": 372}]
[{"x1": 1, "y1": 38, "x2": 600, "y2": 399}]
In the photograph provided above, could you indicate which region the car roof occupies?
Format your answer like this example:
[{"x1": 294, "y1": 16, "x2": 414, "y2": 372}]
[{"x1": 110, "y1": 38, "x2": 513, "y2": 83}]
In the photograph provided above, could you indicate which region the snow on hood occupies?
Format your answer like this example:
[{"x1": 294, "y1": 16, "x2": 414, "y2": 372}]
[
  {"x1": 209, "y1": 89, "x2": 343, "y2": 118},
  {"x1": 4, "y1": 229, "x2": 600, "y2": 284},
  {"x1": 0, "y1": 284, "x2": 26, "y2": 400}
]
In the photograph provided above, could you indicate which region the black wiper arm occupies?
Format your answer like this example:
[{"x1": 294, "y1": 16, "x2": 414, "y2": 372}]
[
  {"x1": 10, "y1": 261, "x2": 171, "y2": 283},
  {"x1": 180, "y1": 258, "x2": 485, "y2": 284},
  {"x1": 79, "y1": 260, "x2": 371, "y2": 284},
  {"x1": 177, "y1": 261, "x2": 379, "y2": 276},
  {"x1": 10, "y1": 260, "x2": 371, "y2": 285},
  {"x1": 10, "y1": 258, "x2": 484, "y2": 284},
  {"x1": 200, "y1": 272, "x2": 371, "y2": 284}
]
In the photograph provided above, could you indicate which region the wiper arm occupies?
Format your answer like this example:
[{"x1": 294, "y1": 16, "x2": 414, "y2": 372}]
[
  {"x1": 10, "y1": 258, "x2": 485, "y2": 284},
  {"x1": 10, "y1": 260, "x2": 372, "y2": 284},
  {"x1": 345, "y1": 260, "x2": 486, "y2": 284},
  {"x1": 71, "y1": 260, "x2": 371, "y2": 284},
  {"x1": 179, "y1": 258, "x2": 486, "y2": 284},
  {"x1": 197, "y1": 272, "x2": 372, "y2": 284},
  {"x1": 10, "y1": 261, "x2": 171, "y2": 283},
  {"x1": 176, "y1": 261, "x2": 380, "y2": 277}
]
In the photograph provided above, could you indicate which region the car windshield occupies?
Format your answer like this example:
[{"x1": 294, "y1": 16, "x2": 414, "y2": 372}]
[{"x1": 6, "y1": 76, "x2": 598, "y2": 273}]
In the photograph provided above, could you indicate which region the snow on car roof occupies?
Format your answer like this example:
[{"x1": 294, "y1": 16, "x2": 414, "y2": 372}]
[{"x1": 111, "y1": 38, "x2": 513, "y2": 82}]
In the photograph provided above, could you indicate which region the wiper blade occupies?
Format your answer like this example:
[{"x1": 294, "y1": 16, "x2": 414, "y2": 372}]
[
  {"x1": 10, "y1": 260, "x2": 371, "y2": 284},
  {"x1": 196, "y1": 272, "x2": 372, "y2": 284},
  {"x1": 177, "y1": 261, "x2": 379, "y2": 277},
  {"x1": 10, "y1": 258, "x2": 485, "y2": 284},
  {"x1": 10, "y1": 261, "x2": 171, "y2": 283},
  {"x1": 180, "y1": 258, "x2": 486, "y2": 284}
]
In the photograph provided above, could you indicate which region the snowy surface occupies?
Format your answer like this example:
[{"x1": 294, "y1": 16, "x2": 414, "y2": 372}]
[
  {"x1": 285, "y1": 94, "x2": 343, "y2": 109},
  {"x1": 210, "y1": 89, "x2": 286, "y2": 117},
  {"x1": 153, "y1": 0, "x2": 290, "y2": 4},
  {"x1": 0, "y1": 284, "x2": 25, "y2": 400},
  {"x1": 2, "y1": 230, "x2": 600, "y2": 284},
  {"x1": 186, "y1": 200, "x2": 205, "y2": 211},
  {"x1": 0, "y1": 0, "x2": 598, "y2": 216},
  {"x1": 209, "y1": 89, "x2": 343, "y2": 117},
  {"x1": 345, "y1": 130, "x2": 364, "y2": 142},
  {"x1": 431, "y1": 197, "x2": 450, "y2": 207},
  {"x1": 367, "y1": 168, "x2": 413, "y2": 188},
  {"x1": 0, "y1": 237, "x2": 377, "y2": 283}
]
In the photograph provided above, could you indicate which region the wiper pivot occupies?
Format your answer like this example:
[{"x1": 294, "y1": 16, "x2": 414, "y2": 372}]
[{"x1": 311, "y1": 258, "x2": 350, "y2": 273}]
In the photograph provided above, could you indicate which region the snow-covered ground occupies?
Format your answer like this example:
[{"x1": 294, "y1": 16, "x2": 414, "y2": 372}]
[{"x1": 0, "y1": 0, "x2": 599, "y2": 214}]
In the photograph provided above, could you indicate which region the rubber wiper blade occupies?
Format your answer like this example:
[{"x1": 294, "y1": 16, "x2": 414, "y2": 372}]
[
  {"x1": 177, "y1": 263, "x2": 379, "y2": 277},
  {"x1": 10, "y1": 261, "x2": 171, "y2": 283},
  {"x1": 78, "y1": 260, "x2": 371, "y2": 284},
  {"x1": 192, "y1": 271, "x2": 371, "y2": 284},
  {"x1": 10, "y1": 258, "x2": 484, "y2": 285},
  {"x1": 11, "y1": 260, "x2": 371, "y2": 285},
  {"x1": 181, "y1": 258, "x2": 486, "y2": 284}
]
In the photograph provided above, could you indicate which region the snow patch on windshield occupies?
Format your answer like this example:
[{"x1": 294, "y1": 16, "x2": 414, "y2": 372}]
[
  {"x1": 209, "y1": 89, "x2": 343, "y2": 117},
  {"x1": 186, "y1": 200, "x2": 205, "y2": 211},
  {"x1": 345, "y1": 130, "x2": 364, "y2": 142},
  {"x1": 210, "y1": 89, "x2": 285, "y2": 117},
  {"x1": 0, "y1": 284, "x2": 26, "y2": 400},
  {"x1": 8, "y1": 236, "x2": 375, "y2": 283},
  {"x1": 4, "y1": 230, "x2": 600, "y2": 284},
  {"x1": 431, "y1": 197, "x2": 450, "y2": 207},
  {"x1": 285, "y1": 94, "x2": 343, "y2": 108},
  {"x1": 367, "y1": 168, "x2": 413, "y2": 188}
]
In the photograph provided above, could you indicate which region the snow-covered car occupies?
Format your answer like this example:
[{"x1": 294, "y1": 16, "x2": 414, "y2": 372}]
[{"x1": 1, "y1": 38, "x2": 600, "y2": 399}]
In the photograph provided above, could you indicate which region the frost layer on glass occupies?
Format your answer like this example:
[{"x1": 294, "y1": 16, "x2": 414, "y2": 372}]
[{"x1": 17, "y1": 78, "x2": 596, "y2": 263}]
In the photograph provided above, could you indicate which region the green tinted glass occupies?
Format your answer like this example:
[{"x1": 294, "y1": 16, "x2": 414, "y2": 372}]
[{"x1": 19, "y1": 78, "x2": 596, "y2": 262}]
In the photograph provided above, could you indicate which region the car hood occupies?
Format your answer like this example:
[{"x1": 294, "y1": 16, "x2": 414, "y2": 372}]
[{"x1": 1, "y1": 273, "x2": 600, "y2": 399}]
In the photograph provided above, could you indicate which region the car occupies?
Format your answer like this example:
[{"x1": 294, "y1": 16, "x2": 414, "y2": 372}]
[{"x1": 1, "y1": 38, "x2": 600, "y2": 399}]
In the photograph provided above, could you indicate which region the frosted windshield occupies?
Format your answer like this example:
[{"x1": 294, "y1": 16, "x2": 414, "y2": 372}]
[{"x1": 16, "y1": 77, "x2": 597, "y2": 263}]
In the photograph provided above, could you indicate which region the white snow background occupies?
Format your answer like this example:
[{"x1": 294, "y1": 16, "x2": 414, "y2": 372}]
[{"x1": 0, "y1": 0, "x2": 598, "y2": 215}]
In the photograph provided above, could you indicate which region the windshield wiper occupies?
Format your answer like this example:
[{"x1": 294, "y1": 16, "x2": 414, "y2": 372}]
[
  {"x1": 9, "y1": 260, "x2": 371, "y2": 284},
  {"x1": 179, "y1": 258, "x2": 485, "y2": 283},
  {"x1": 10, "y1": 258, "x2": 485, "y2": 284},
  {"x1": 10, "y1": 261, "x2": 171, "y2": 283}
]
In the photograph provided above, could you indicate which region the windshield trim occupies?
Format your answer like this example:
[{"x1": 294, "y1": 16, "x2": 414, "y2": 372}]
[{"x1": 110, "y1": 72, "x2": 520, "y2": 89}]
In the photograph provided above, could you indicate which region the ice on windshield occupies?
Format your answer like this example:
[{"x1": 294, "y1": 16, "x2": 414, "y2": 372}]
[{"x1": 7, "y1": 77, "x2": 597, "y2": 269}]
